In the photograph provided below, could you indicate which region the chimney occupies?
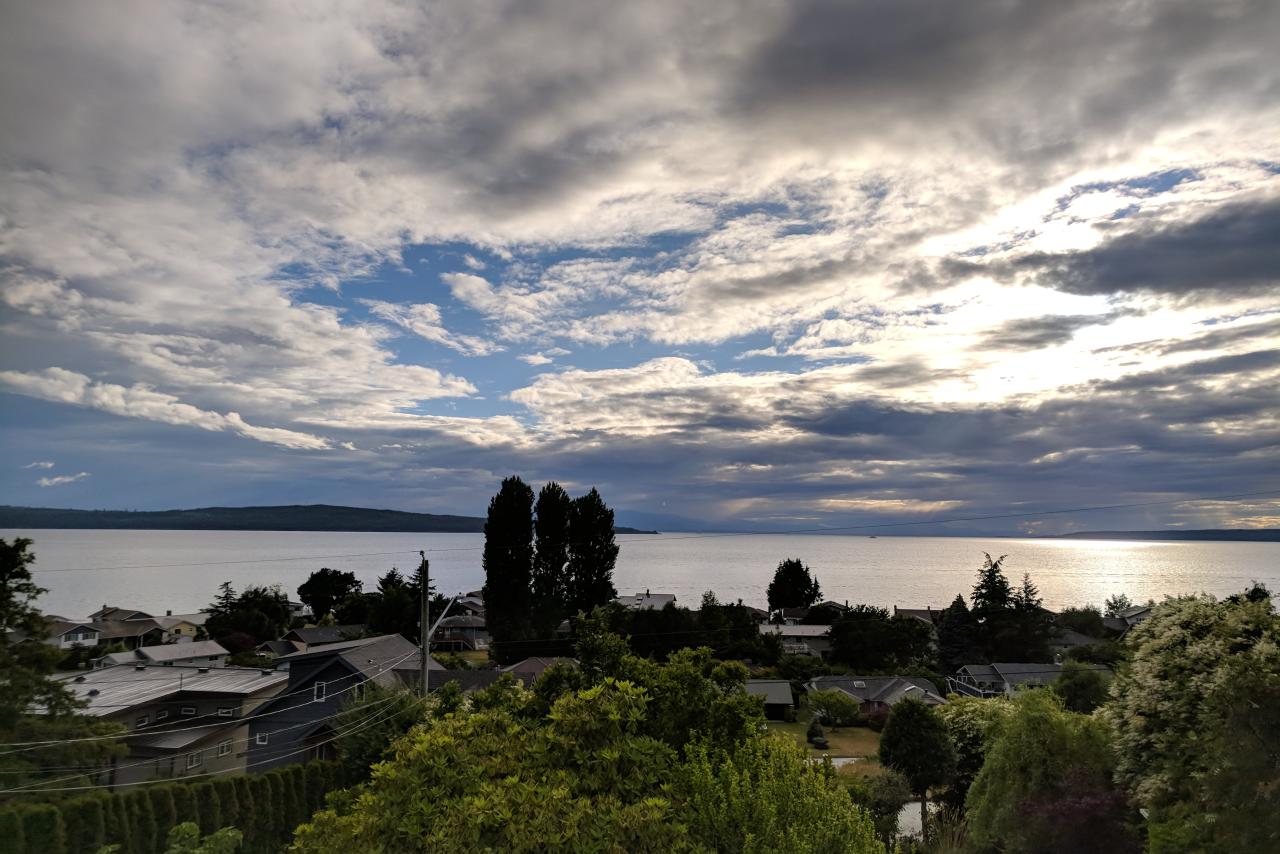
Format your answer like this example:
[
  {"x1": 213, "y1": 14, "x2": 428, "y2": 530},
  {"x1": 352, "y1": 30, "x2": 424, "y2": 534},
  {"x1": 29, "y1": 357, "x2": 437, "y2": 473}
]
[
  {"x1": 646, "y1": 588, "x2": 650, "y2": 597},
  {"x1": 166, "y1": 610, "x2": 172, "y2": 616}
]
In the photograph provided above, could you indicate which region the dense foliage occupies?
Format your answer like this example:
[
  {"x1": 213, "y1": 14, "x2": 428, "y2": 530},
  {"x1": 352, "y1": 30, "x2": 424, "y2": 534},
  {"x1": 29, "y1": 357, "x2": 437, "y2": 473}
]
[
  {"x1": 204, "y1": 582, "x2": 291, "y2": 653},
  {"x1": 1107, "y1": 590, "x2": 1280, "y2": 852},
  {"x1": 766, "y1": 558, "x2": 821, "y2": 612},
  {"x1": 295, "y1": 568, "x2": 360, "y2": 621},
  {"x1": 827, "y1": 606, "x2": 934, "y2": 672},
  {"x1": 878, "y1": 697, "x2": 955, "y2": 839},
  {"x1": 966, "y1": 690, "x2": 1138, "y2": 854},
  {"x1": 292, "y1": 678, "x2": 880, "y2": 853}
]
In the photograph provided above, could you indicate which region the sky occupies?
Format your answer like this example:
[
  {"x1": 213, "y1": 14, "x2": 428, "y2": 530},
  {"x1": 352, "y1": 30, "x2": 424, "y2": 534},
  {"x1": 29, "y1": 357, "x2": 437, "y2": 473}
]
[{"x1": 1, "y1": 0, "x2": 1278, "y2": 534}]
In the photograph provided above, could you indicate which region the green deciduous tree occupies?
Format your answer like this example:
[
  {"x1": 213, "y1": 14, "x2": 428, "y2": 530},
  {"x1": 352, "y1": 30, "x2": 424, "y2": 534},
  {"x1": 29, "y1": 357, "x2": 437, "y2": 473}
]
[
  {"x1": 934, "y1": 694, "x2": 1014, "y2": 811},
  {"x1": 297, "y1": 568, "x2": 362, "y2": 621},
  {"x1": 766, "y1": 558, "x2": 821, "y2": 612},
  {"x1": 161, "y1": 822, "x2": 243, "y2": 854},
  {"x1": 481, "y1": 475, "x2": 535, "y2": 662},
  {"x1": 566, "y1": 487, "x2": 619, "y2": 617},
  {"x1": 333, "y1": 682, "x2": 425, "y2": 783},
  {"x1": 1052, "y1": 659, "x2": 1111, "y2": 713},
  {"x1": 807, "y1": 689, "x2": 862, "y2": 727},
  {"x1": 1107, "y1": 591, "x2": 1280, "y2": 852},
  {"x1": 878, "y1": 697, "x2": 956, "y2": 841},
  {"x1": 966, "y1": 690, "x2": 1137, "y2": 854},
  {"x1": 828, "y1": 605, "x2": 935, "y2": 672}
]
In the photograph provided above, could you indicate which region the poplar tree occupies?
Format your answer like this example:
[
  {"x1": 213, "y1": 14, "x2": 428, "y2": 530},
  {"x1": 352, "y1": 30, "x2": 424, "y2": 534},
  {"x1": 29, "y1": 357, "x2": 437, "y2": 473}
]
[
  {"x1": 482, "y1": 476, "x2": 535, "y2": 662},
  {"x1": 532, "y1": 481, "x2": 572, "y2": 634},
  {"x1": 566, "y1": 488, "x2": 619, "y2": 617}
]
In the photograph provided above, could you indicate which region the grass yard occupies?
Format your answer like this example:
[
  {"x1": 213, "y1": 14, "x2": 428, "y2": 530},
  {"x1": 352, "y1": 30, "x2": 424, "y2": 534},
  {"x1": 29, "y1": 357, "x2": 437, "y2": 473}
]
[
  {"x1": 456, "y1": 649, "x2": 491, "y2": 667},
  {"x1": 766, "y1": 716, "x2": 882, "y2": 760}
]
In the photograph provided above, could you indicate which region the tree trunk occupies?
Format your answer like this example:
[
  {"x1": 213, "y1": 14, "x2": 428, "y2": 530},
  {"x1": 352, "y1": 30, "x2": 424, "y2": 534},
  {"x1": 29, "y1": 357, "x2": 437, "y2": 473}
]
[{"x1": 920, "y1": 794, "x2": 929, "y2": 844}]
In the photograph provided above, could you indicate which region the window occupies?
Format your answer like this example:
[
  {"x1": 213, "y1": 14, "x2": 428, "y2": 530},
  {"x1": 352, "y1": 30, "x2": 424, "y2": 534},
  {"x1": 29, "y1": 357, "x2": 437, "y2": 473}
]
[
  {"x1": 180, "y1": 706, "x2": 197, "y2": 716},
  {"x1": 217, "y1": 707, "x2": 234, "y2": 717},
  {"x1": 135, "y1": 714, "x2": 150, "y2": 728},
  {"x1": 217, "y1": 740, "x2": 232, "y2": 757},
  {"x1": 155, "y1": 710, "x2": 169, "y2": 721},
  {"x1": 208, "y1": 655, "x2": 218, "y2": 661},
  {"x1": 313, "y1": 682, "x2": 326, "y2": 702},
  {"x1": 255, "y1": 733, "x2": 268, "y2": 746},
  {"x1": 186, "y1": 751, "x2": 202, "y2": 770}
]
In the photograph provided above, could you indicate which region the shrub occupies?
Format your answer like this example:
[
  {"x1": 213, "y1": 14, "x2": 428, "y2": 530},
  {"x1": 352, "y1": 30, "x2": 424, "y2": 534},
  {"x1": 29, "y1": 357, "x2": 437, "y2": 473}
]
[
  {"x1": 19, "y1": 804, "x2": 66, "y2": 854},
  {"x1": 61, "y1": 796, "x2": 105, "y2": 854},
  {"x1": 171, "y1": 783, "x2": 198, "y2": 828},
  {"x1": 806, "y1": 717, "x2": 824, "y2": 743},
  {"x1": 148, "y1": 786, "x2": 178, "y2": 838},
  {"x1": 193, "y1": 782, "x2": 221, "y2": 836},
  {"x1": 865, "y1": 707, "x2": 889, "y2": 732},
  {"x1": 0, "y1": 809, "x2": 25, "y2": 854}
]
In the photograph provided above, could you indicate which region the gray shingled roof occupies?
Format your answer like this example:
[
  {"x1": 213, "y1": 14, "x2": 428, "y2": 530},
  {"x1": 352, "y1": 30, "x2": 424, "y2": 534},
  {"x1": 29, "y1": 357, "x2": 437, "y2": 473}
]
[
  {"x1": 808, "y1": 675, "x2": 945, "y2": 706},
  {"x1": 137, "y1": 640, "x2": 228, "y2": 663}
]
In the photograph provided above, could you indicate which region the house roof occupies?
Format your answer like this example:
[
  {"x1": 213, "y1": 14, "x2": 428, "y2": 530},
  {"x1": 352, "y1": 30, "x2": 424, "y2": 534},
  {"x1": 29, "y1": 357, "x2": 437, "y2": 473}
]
[
  {"x1": 1050, "y1": 628, "x2": 1104, "y2": 648},
  {"x1": 257, "y1": 639, "x2": 304, "y2": 656},
  {"x1": 136, "y1": 640, "x2": 228, "y2": 663},
  {"x1": 437, "y1": 615, "x2": 486, "y2": 629},
  {"x1": 47, "y1": 620, "x2": 98, "y2": 638},
  {"x1": 501, "y1": 657, "x2": 576, "y2": 676},
  {"x1": 53, "y1": 665, "x2": 287, "y2": 716},
  {"x1": 959, "y1": 662, "x2": 1112, "y2": 688},
  {"x1": 90, "y1": 606, "x2": 154, "y2": 622},
  {"x1": 93, "y1": 619, "x2": 163, "y2": 639},
  {"x1": 745, "y1": 679, "x2": 793, "y2": 706},
  {"x1": 759, "y1": 624, "x2": 830, "y2": 637},
  {"x1": 809, "y1": 675, "x2": 946, "y2": 706},
  {"x1": 283, "y1": 625, "x2": 366, "y2": 645},
  {"x1": 276, "y1": 633, "x2": 442, "y2": 675},
  {"x1": 893, "y1": 606, "x2": 941, "y2": 624},
  {"x1": 614, "y1": 592, "x2": 677, "y2": 610}
]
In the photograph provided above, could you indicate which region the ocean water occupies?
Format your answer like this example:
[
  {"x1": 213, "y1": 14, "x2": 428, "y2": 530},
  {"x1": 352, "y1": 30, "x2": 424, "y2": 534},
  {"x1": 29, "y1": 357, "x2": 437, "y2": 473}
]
[{"x1": 4, "y1": 529, "x2": 1276, "y2": 620}]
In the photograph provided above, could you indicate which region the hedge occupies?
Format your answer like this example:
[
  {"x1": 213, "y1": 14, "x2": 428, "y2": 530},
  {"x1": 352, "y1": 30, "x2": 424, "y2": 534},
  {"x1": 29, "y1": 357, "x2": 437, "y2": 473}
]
[{"x1": 0, "y1": 761, "x2": 345, "y2": 854}]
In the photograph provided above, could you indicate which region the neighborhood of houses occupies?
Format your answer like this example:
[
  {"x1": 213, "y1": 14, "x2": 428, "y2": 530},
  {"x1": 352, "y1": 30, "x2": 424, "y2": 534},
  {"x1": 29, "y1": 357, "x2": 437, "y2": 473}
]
[{"x1": 27, "y1": 590, "x2": 1145, "y2": 788}]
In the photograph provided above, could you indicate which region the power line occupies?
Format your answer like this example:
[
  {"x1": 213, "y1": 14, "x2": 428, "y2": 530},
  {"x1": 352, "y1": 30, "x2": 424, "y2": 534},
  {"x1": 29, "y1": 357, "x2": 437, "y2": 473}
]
[{"x1": 23, "y1": 488, "x2": 1280, "y2": 573}]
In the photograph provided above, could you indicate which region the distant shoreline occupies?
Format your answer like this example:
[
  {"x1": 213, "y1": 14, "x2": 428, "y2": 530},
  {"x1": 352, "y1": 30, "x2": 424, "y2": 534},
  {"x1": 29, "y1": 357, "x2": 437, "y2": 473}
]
[{"x1": 0, "y1": 504, "x2": 659, "y2": 535}]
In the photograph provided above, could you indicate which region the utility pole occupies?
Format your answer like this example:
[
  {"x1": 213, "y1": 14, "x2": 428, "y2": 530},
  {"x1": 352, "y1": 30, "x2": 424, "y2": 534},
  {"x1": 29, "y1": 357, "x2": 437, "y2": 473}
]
[{"x1": 419, "y1": 549, "x2": 429, "y2": 697}]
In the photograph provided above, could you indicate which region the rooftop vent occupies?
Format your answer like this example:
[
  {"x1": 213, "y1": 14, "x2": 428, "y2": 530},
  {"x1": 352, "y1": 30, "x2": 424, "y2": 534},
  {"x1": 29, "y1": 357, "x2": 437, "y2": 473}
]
[
  {"x1": 260, "y1": 669, "x2": 274, "y2": 676},
  {"x1": 134, "y1": 665, "x2": 146, "y2": 671},
  {"x1": 197, "y1": 667, "x2": 210, "y2": 674},
  {"x1": 87, "y1": 689, "x2": 99, "y2": 697},
  {"x1": 853, "y1": 680, "x2": 866, "y2": 688},
  {"x1": 74, "y1": 675, "x2": 86, "y2": 683}
]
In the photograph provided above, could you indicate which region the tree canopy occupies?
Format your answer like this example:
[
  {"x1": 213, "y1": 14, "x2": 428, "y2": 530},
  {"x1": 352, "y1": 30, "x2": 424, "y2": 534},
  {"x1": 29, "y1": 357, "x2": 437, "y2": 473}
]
[
  {"x1": 296, "y1": 568, "x2": 361, "y2": 621},
  {"x1": 766, "y1": 558, "x2": 821, "y2": 612},
  {"x1": 878, "y1": 696, "x2": 956, "y2": 839},
  {"x1": 1107, "y1": 591, "x2": 1280, "y2": 852}
]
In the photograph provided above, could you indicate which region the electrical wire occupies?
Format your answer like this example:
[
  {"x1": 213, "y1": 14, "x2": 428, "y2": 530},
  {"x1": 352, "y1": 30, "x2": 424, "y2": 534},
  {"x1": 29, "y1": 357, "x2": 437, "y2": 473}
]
[{"x1": 0, "y1": 647, "x2": 420, "y2": 751}]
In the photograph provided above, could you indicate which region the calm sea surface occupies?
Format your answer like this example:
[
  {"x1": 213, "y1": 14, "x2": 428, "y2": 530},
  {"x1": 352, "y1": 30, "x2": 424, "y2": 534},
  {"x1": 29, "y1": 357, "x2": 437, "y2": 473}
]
[{"x1": 5, "y1": 529, "x2": 1276, "y2": 619}]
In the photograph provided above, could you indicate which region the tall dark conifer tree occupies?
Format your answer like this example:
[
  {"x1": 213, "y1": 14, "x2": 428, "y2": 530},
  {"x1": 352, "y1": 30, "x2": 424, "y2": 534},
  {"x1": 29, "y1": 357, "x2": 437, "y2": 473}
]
[
  {"x1": 482, "y1": 476, "x2": 535, "y2": 662},
  {"x1": 532, "y1": 482, "x2": 572, "y2": 635},
  {"x1": 566, "y1": 488, "x2": 619, "y2": 616}
]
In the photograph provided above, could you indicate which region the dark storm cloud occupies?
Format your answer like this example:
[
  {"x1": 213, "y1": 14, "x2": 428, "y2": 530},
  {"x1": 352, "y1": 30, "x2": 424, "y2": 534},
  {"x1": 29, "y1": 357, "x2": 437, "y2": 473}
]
[
  {"x1": 982, "y1": 314, "x2": 1121, "y2": 351},
  {"x1": 1010, "y1": 196, "x2": 1280, "y2": 298}
]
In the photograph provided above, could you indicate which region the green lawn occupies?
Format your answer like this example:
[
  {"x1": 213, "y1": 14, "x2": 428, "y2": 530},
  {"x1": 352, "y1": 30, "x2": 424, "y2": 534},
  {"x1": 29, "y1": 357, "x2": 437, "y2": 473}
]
[{"x1": 766, "y1": 716, "x2": 882, "y2": 760}]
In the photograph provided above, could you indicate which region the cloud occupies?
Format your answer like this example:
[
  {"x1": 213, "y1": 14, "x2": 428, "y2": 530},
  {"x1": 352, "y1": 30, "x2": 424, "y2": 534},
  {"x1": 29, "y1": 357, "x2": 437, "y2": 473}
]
[
  {"x1": 1, "y1": 1, "x2": 1279, "y2": 528},
  {"x1": 0, "y1": 368, "x2": 331, "y2": 450},
  {"x1": 361, "y1": 300, "x2": 501, "y2": 356},
  {"x1": 22, "y1": 461, "x2": 55, "y2": 469},
  {"x1": 38, "y1": 471, "x2": 89, "y2": 487}
]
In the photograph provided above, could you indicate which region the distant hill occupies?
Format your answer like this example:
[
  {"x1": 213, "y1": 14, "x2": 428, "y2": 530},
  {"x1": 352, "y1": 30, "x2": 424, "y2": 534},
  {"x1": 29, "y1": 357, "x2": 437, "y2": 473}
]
[
  {"x1": 0, "y1": 504, "x2": 658, "y2": 534},
  {"x1": 1048, "y1": 529, "x2": 1279, "y2": 542}
]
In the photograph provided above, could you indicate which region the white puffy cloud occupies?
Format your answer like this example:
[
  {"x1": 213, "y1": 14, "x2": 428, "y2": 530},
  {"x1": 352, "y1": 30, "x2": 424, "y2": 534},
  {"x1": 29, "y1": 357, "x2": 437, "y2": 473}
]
[{"x1": 361, "y1": 300, "x2": 501, "y2": 356}]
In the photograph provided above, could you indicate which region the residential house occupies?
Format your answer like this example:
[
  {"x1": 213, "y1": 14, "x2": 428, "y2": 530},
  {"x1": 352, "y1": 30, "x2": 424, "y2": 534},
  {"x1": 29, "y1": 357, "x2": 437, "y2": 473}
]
[
  {"x1": 44, "y1": 620, "x2": 102, "y2": 650},
  {"x1": 54, "y1": 664, "x2": 288, "y2": 785},
  {"x1": 280, "y1": 625, "x2": 366, "y2": 650},
  {"x1": 433, "y1": 615, "x2": 489, "y2": 651},
  {"x1": 758, "y1": 623, "x2": 831, "y2": 657},
  {"x1": 614, "y1": 591, "x2": 677, "y2": 610},
  {"x1": 1048, "y1": 628, "x2": 1106, "y2": 658},
  {"x1": 256, "y1": 639, "x2": 304, "y2": 658},
  {"x1": 774, "y1": 606, "x2": 809, "y2": 625},
  {"x1": 93, "y1": 619, "x2": 166, "y2": 650},
  {"x1": 745, "y1": 679, "x2": 794, "y2": 720},
  {"x1": 454, "y1": 598, "x2": 486, "y2": 618},
  {"x1": 155, "y1": 611, "x2": 208, "y2": 643},
  {"x1": 89, "y1": 605, "x2": 154, "y2": 622},
  {"x1": 287, "y1": 600, "x2": 312, "y2": 620},
  {"x1": 97, "y1": 640, "x2": 230, "y2": 669},
  {"x1": 501, "y1": 657, "x2": 576, "y2": 679},
  {"x1": 1116, "y1": 604, "x2": 1155, "y2": 629},
  {"x1": 892, "y1": 606, "x2": 942, "y2": 626},
  {"x1": 950, "y1": 662, "x2": 1112, "y2": 698},
  {"x1": 807, "y1": 675, "x2": 946, "y2": 713},
  {"x1": 247, "y1": 635, "x2": 438, "y2": 771}
]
